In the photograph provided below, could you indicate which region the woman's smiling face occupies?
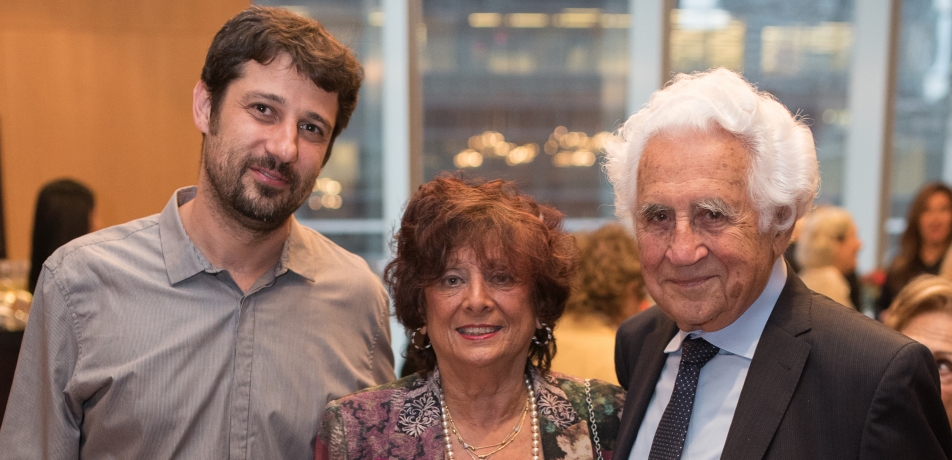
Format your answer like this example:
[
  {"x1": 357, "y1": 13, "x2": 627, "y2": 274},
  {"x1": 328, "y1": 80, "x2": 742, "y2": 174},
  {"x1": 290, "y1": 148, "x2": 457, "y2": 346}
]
[{"x1": 423, "y1": 247, "x2": 537, "y2": 373}]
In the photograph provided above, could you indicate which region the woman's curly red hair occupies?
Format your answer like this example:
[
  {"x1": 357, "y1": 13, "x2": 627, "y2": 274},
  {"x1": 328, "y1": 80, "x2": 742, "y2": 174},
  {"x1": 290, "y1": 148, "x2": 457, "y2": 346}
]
[{"x1": 385, "y1": 174, "x2": 578, "y2": 373}]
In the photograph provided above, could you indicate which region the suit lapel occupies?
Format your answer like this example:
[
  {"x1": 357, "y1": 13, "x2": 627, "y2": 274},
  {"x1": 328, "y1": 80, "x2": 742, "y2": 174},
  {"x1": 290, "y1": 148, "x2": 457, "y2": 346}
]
[
  {"x1": 720, "y1": 265, "x2": 813, "y2": 460},
  {"x1": 614, "y1": 317, "x2": 678, "y2": 460}
]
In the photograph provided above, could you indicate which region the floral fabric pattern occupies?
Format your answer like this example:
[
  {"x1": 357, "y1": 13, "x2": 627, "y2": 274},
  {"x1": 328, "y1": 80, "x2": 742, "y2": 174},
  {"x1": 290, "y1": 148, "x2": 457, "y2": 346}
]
[
  {"x1": 315, "y1": 367, "x2": 625, "y2": 460},
  {"x1": 536, "y1": 371, "x2": 581, "y2": 429},
  {"x1": 396, "y1": 376, "x2": 441, "y2": 436}
]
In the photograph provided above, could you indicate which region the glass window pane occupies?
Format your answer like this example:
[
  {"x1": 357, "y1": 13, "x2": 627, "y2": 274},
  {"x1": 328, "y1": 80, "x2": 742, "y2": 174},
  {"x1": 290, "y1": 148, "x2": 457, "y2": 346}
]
[
  {"x1": 671, "y1": 0, "x2": 854, "y2": 205},
  {"x1": 421, "y1": 1, "x2": 629, "y2": 222},
  {"x1": 888, "y1": 0, "x2": 952, "y2": 236}
]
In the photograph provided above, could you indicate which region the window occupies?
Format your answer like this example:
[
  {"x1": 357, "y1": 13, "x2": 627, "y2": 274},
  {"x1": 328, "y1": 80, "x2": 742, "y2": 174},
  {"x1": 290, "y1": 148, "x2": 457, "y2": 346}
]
[{"x1": 421, "y1": 1, "x2": 629, "y2": 228}]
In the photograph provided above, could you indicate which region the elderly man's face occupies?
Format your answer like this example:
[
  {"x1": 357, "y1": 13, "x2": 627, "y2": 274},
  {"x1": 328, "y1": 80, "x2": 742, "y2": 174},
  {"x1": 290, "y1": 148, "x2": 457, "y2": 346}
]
[{"x1": 634, "y1": 129, "x2": 789, "y2": 332}]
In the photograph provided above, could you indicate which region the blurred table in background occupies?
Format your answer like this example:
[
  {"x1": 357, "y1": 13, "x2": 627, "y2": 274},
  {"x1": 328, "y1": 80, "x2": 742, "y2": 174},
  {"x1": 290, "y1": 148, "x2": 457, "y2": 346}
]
[{"x1": 0, "y1": 259, "x2": 31, "y2": 428}]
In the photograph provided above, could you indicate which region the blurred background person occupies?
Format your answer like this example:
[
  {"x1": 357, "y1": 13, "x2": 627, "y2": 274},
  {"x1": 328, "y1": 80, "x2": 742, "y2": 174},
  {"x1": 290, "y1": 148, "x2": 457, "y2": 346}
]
[
  {"x1": 28, "y1": 178, "x2": 98, "y2": 294},
  {"x1": 880, "y1": 183, "x2": 952, "y2": 318},
  {"x1": 795, "y1": 206, "x2": 862, "y2": 309},
  {"x1": 551, "y1": 223, "x2": 644, "y2": 384},
  {"x1": 318, "y1": 175, "x2": 625, "y2": 459},
  {"x1": 884, "y1": 274, "x2": 952, "y2": 423}
]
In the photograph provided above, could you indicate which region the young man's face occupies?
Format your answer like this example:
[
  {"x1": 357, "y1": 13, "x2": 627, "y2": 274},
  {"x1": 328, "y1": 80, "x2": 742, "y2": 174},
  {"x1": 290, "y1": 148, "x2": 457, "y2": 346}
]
[{"x1": 193, "y1": 52, "x2": 338, "y2": 231}]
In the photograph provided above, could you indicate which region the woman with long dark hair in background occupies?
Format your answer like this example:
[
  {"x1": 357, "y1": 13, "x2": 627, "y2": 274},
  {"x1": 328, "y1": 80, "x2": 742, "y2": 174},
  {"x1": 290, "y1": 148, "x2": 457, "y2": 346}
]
[
  {"x1": 28, "y1": 178, "x2": 97, "y2": 293},
  {"x1": 877, "y1": 182, "x2": 952, "y2": 318}
]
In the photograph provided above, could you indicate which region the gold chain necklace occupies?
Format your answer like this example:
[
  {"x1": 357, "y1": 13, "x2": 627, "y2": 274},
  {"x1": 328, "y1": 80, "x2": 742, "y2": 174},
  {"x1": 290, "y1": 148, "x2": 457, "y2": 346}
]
[
  {"x1": 446, "y1": 395, "x2": 528, "y2": 458},
  {"x1": 437, "y1": 373, "x2": 541, "y2": 460}
]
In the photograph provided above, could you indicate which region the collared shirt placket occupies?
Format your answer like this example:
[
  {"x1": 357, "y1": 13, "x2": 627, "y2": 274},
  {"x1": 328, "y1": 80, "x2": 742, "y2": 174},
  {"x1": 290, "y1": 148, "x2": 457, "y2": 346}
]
[{"x1": 229, "y1": 291, "x2": 259, "y2": 459}]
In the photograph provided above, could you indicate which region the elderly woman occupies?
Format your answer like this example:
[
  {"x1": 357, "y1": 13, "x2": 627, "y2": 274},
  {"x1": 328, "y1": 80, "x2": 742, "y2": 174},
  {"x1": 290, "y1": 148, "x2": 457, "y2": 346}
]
[
  {"x1": 316, "y1": 175, "x2": 625, "y2": 460},
  {"x1": 795, "y1": 206, "x2": 862, "y2": 308},
  {"x1": 551, "y1": 223, "x2": 644, "y2": 384},
  {"x1": 884, "y1": 275, "x2": 952, "y2": 422}
]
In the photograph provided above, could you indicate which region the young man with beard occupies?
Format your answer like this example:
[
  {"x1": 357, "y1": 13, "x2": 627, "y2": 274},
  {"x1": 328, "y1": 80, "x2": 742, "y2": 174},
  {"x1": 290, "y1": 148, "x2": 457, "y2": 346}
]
[{"x1": 0, "y1": 7, "x2": 394, "y2": 459}]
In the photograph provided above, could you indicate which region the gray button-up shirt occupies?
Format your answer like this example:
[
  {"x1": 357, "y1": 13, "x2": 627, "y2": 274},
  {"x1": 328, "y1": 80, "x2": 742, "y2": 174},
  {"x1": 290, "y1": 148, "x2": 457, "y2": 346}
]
[{"x1": 0, "y1": 187, "x2": 395, "y2": 459}]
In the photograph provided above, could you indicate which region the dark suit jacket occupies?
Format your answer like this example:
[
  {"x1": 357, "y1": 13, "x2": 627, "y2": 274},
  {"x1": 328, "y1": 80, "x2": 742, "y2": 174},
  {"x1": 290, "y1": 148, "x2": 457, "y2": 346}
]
[{"x1": 614, "y1": 266, "x2": 952, "y2": 459}]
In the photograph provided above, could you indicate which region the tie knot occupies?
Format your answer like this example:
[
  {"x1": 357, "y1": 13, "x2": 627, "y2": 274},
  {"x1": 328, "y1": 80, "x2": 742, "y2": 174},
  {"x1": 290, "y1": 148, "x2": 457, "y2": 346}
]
[{"x1": 680, "y1": 337, "x2": 720, "y2": 366}]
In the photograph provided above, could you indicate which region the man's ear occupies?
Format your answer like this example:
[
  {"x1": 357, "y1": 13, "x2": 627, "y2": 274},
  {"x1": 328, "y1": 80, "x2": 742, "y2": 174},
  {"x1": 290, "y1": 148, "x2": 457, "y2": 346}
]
[
  {"x1": 193, "y1": 81, "x2": 212, "y2": 135},
  {"x1": 771, "y1": 207, "x2": 797, "y2": 257},
  {"x1": 773, "y1": 224, "x2": 795, "y2": 258}
]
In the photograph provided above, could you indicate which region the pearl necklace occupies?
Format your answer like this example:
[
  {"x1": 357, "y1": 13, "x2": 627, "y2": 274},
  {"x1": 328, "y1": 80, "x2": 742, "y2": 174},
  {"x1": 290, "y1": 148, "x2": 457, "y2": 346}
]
[{"x1": 437, "y1": 374, "x2": 540, "y2": 460}]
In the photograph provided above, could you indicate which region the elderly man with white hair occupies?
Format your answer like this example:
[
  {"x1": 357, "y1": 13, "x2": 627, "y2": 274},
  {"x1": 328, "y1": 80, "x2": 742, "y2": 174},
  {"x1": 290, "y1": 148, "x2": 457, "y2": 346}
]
[{"x1": 607, "y1": 68, "x2": 952, "y2": 459}]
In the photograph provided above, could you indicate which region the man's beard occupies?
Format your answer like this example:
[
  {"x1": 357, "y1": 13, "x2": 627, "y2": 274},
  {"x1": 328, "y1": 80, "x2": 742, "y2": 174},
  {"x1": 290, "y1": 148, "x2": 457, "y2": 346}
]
[{"x1": 202, "y1": 138, "x2": 316, "y2": 233}]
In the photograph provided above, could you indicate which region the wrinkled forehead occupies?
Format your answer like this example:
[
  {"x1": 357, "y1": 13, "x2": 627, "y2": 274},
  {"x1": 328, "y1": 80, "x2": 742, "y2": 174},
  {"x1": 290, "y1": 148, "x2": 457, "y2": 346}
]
[
  {"x1": 640, "y1": 125, "x2": 751, "y2": 163},
  {"x1": 636, "y1": 129, "x2": 752, "y2": 194}
]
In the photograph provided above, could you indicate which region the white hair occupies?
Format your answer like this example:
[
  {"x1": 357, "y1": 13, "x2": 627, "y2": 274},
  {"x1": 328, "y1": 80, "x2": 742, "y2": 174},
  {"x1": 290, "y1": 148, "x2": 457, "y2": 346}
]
[
  {"x1": 603, "y1": 68, "x2": 819, "y2": 234},
  {"x1": 795, "y1": 206, "x2": 854, "y2": 269}
]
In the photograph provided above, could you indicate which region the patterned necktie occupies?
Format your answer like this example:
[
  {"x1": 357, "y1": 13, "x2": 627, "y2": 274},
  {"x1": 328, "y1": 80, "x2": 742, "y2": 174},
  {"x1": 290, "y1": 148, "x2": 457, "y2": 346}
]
[{"x1": 648, "y1": 336, "x2": 721, "y2": 460}]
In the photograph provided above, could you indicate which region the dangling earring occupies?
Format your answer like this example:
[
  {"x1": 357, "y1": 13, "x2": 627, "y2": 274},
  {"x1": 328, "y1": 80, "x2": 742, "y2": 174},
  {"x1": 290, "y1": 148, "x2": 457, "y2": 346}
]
[
  {"x1": 532, "y1": 324, "x2": 553, "y2": 346},
  {"x1": 411, "y1": 327, "x2": 431, "y2": 350}
]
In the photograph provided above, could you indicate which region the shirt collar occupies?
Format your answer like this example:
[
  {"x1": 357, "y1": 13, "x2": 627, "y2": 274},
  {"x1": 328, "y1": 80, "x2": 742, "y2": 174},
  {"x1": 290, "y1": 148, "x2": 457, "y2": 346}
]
[
  {"x1": 160, "y1": 186, "x2": 316, "y2": 284},
  {"x1": 664, "y1": 256, "x2": 787, "y2": 359},
  {"x1": 280, "y1": 217, "x2": 318, "y2": 282},
  {"x1": 160, "y1": 186, "x2": 208, "y2": 284}
]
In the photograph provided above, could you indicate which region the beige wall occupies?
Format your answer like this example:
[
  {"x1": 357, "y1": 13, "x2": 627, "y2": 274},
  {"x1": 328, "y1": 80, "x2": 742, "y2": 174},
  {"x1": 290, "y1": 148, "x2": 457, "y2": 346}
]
[{"x1": 0, "y1": 0, "x2": 249, "y2": 261}]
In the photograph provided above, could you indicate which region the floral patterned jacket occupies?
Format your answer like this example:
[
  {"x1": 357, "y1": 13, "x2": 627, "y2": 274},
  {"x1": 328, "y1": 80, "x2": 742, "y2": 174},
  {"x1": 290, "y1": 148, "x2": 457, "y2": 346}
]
[{"x1": 316, "y1": 367, "x2": 625, "y2": 459}]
